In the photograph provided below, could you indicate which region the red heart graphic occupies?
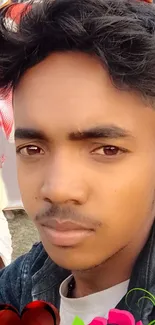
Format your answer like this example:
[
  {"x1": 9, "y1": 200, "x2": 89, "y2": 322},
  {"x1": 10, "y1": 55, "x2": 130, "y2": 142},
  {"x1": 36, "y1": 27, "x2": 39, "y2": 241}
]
[{"x1": 0, "y1": 301, "x2": 60, "y2": 325}]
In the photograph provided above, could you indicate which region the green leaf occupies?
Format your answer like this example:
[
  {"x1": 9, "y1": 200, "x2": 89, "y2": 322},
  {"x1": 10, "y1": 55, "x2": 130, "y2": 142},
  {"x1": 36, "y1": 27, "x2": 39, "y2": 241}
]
[
  {"x1": 125, "y1": 288, "x2": 155, "y2": 309},
  {"x1": 72, "y1": 316, "x2": 85, "y2": 325},
  {"x1": 148, "y1": 321, "x2": 155, "y2": 325},
  {"x1": 137, "y1": 295, "x2": 155, "y2": 307}
]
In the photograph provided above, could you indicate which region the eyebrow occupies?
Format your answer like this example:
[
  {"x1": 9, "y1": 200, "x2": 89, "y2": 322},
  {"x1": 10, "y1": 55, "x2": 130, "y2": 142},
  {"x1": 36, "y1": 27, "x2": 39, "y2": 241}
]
[
  {"x1": 15, "y1": 128, "x2": 47, "y2": 141},
  {"x1": 69, "y1": 125, "x2": 133, "y2": 141},
  {"x1": 15, "y1": 125, "x2": 133, "y2": 142}
]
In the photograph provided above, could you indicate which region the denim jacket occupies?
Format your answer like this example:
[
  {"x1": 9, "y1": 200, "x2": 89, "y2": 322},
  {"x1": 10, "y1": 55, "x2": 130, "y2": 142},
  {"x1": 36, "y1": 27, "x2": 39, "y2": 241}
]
[{"x1": 0, "y1": 225, "x2": 155, "y2": 325}]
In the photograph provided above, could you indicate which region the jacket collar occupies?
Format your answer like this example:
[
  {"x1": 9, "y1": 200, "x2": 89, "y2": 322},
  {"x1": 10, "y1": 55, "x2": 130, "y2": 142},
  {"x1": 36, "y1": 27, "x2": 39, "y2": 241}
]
[
  {"x1": 117, "y1": 224, "x2": 155, "y2": 324},
  {"x1": 31, "y1": 255, "x2": 70, "y2": 309}
]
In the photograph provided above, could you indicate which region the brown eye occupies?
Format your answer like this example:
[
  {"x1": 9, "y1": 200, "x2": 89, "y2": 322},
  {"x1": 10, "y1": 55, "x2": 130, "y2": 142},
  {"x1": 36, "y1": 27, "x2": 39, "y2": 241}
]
[
  {"x1": 92, "y1": 145, "x2": 123, "y2": 156},
  {"x1": 18, "y1": 145, "x2": 44, "y2": 156},
  {"x1": 102, "y1": 146, "x2": 120, "y2": 156}
]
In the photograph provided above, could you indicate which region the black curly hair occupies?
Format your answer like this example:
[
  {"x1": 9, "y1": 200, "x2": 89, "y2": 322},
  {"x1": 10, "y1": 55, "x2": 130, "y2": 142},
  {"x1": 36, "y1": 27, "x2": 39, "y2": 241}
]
[{"x1": 0, "y1": 0, "x2": 155, "y2": 101}]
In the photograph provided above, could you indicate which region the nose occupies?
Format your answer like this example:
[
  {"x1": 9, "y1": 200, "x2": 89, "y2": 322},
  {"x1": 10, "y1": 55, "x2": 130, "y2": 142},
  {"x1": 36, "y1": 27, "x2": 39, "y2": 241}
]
[{"x1": 40, "y1": 156, "x2": 88, "y2": 205}]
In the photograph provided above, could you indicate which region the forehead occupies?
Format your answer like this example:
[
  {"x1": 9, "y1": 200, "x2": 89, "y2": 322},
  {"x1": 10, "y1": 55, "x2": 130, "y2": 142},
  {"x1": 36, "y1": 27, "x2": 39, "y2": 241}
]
[{"x1": 13, "y1": 52, "x2": 155, "y2": 137}]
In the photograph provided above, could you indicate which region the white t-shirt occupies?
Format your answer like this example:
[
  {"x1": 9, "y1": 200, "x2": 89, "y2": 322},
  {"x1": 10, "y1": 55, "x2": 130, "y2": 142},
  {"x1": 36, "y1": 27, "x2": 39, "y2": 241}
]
[{"x1": 60, "y1": 275, "x2": 129, "y2": 325}]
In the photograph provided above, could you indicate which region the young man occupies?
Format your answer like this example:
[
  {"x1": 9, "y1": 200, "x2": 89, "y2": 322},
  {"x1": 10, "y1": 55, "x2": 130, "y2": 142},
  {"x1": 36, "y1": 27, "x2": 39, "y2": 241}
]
[{"x1": 0, "y1": 0, "x2": 155, "y2": 323}]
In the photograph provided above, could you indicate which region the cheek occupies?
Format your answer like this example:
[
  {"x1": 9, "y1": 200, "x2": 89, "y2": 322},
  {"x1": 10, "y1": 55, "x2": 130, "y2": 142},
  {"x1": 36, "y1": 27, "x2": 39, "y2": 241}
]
[
  {"x1": 92, "y1": 160, "x2": 155, "y2": 238},
  {"x1": 16, "y1": 161, "x2": 41, "y2": 214}
]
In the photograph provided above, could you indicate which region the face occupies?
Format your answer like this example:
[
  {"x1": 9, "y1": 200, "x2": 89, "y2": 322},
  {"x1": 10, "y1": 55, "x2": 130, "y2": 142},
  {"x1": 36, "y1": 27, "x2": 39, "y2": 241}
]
[{"x1": 14, "y1": 52, "x2": 155, "y2": 270}]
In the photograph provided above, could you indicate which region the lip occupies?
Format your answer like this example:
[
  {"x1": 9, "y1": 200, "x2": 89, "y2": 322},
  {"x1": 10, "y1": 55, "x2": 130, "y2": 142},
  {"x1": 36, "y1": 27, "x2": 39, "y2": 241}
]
[
  {"x1": 41, "y1": 225, "x2": 93, "y2": 247},
  {"x1": 41, "y1": 219, "x2": 94, "y2": 231}
]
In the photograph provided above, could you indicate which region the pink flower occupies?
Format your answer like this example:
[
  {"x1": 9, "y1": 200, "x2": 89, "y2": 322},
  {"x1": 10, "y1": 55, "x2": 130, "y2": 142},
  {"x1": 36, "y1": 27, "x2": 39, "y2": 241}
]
[{"x1": 88, "y1": 309, "x2": 143, "y2": 325}]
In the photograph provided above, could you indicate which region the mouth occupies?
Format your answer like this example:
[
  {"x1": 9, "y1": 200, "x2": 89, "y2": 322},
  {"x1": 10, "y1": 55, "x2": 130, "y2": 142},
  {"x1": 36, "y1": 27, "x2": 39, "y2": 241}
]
[{"x1": 40, "y1": 220, "x2": 94, "y2": 247}]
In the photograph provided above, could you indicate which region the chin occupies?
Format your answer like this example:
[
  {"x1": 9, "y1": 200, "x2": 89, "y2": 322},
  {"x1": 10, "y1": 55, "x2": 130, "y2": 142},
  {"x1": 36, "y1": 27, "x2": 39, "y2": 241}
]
[{"x1": 46, "y1": 246, "x2": 103, "y2": 271}]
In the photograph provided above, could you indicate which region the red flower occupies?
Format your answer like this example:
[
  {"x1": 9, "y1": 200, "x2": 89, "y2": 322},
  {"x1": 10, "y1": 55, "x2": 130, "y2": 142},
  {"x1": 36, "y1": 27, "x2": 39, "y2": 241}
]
[{"x1": 88, "y1": 309, "x2": 143, "y2": 325}]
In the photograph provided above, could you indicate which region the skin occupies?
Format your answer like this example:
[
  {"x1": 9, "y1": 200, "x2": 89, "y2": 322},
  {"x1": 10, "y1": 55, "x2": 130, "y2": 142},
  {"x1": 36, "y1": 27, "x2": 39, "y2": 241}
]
[{"x1": 13, "y1": 52, "x2": 155, "y2": 297}]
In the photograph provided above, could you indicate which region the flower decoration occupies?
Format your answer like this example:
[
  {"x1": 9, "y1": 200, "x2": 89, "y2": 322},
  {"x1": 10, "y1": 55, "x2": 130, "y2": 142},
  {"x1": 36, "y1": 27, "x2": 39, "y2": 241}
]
[
  {"x1": 0, "y1": 301, "x2": 60, "y2": 325},
  {"x1": 88, "y1": 309, "x2": 143, "y2": 325},
  {"x1": 125, "y1": 288, "x2": 155, "y2": 325},
  {"x1": 71, "y1": 309, "x2": 144, "y2": 325}
]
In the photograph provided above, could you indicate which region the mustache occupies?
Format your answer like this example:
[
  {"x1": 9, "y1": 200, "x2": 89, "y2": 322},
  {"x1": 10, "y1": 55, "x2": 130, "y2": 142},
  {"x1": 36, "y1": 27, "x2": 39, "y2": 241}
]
[{"x1": 35, "y1": 203, "x2": 102, "y2": 229}]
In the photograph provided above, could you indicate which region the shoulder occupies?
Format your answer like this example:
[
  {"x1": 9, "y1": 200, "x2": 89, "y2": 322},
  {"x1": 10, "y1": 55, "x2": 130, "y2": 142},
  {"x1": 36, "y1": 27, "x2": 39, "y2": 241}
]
[{"x1": 0, "y1": 242, "x2": 47, "y2": 311}]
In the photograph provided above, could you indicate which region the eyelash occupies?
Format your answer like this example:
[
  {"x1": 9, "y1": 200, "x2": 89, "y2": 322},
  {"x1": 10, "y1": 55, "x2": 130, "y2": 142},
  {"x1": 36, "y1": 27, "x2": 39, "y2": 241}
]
[
  {"x1": 16, "y1": 145, "x2": 44, "y2": 156},
  {"x1": 91, "y1": 145, "x2": 128, "y2": 156},
  {"x1": 16, "y1": 144, "x2": 128, "y2": 158}
]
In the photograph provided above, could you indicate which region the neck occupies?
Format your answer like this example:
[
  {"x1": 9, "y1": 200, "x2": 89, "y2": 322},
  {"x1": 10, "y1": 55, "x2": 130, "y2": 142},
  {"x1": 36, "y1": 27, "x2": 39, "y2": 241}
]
[{"x1": 71, "y1": 228, "x2": 151, "y2": 298}]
